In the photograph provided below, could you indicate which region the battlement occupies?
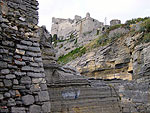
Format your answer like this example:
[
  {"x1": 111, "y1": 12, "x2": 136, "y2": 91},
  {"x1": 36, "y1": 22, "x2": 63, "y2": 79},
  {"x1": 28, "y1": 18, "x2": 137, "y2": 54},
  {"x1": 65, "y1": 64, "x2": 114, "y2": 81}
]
[{"x1": 51, "y1": 12, "x2": 104, "y2": 39}]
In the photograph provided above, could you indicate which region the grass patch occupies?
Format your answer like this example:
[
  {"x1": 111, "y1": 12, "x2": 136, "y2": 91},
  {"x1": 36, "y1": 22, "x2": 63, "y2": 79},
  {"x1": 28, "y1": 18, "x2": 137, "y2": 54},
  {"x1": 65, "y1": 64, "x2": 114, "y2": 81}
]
[
  {"x1": 58, "y1": 46, "x2": 86, "y2": 64},
  {"x1": 107, "y1": 24, "x2": 124, "y2": 33}
]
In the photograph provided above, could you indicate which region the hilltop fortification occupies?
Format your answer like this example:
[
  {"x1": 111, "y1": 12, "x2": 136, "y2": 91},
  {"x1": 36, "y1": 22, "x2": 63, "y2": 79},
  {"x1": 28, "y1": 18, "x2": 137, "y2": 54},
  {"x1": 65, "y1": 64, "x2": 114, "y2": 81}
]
[{"x1": 51, "y1": 12, "x2": 104, "y2": 40}]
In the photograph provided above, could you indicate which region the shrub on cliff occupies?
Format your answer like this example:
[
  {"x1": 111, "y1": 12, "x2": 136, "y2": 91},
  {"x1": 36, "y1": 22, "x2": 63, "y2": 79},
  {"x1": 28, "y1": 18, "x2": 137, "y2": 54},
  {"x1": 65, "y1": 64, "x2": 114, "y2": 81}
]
[
  {"x1": 58, "y1": 46, "x2": 86, "y2": 64},
  {"x1": 140, "y1": 18, "x2": 150, "y2": 33}
]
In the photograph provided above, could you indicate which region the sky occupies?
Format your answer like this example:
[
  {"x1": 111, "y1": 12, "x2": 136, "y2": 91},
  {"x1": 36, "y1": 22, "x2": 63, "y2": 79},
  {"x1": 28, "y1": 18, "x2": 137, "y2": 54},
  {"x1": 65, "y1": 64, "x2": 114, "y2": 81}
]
[{"x1": 37, "y1": 0, "x2": 150, "y2": 32}]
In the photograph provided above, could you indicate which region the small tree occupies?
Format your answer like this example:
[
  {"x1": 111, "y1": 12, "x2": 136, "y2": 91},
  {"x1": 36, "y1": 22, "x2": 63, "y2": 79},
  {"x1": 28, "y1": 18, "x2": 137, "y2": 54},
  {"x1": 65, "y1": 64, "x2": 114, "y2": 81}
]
[{"x1": 52, "y1": 34, "x2": 58, "y2": 42}]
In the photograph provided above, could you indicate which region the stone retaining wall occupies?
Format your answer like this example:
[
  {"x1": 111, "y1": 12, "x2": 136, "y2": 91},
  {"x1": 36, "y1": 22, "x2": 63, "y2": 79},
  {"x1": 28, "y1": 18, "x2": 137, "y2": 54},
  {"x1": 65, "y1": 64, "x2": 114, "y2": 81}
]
[{"x1": 0, "y1": 0, "x2": 50, "y2": 113}]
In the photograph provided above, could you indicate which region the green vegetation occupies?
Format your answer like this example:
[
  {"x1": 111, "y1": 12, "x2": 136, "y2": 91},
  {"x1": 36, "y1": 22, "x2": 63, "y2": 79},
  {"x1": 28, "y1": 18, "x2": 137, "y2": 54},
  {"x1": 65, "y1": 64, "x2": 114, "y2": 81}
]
[
  {"x1": 74, "y1": 38, "x2": 77, "y2": 44},
  {"x1": 52, "y1": 34, "x2": 58, "y2": 42},
  {"x1": 140, "y1": 18, "x2": 150, "y2": 33},
  {"x1": 59, "y1": 44, "x2": 63, "y2": 49},
  {"x1": 125, "y1": 17, "x2": 149, "y2": 29},
  {"x1": 142, "y1": 33, "x2": 150, "y2": 43},
  {"x1": 125, "y1": 17, "x2": 149, "y2": 25},
  {"x1": 96, "y1": 30, "x2": 100, "y2": 35},
  {"x1": 58, "y1": 46, "x2": 86, "y2": 64},
  {"x1": 70, "y1": 34, "x2": 75, "y2": 39},
  {"x1": 138, "y1": 18, "x2": 150, "y2": 44},
  {"x1": 58, "y1": 17, "x2": 150, "y2": 65},
  {"x1": 107, "y1": 24, "x2": 124, "y2": 33}
]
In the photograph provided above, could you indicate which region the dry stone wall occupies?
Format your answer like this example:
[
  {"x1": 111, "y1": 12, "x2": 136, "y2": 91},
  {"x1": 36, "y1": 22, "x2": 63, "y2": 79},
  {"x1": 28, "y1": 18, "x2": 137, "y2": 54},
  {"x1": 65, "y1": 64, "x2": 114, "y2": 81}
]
[{"x1": 0, "y1": 0, "x2": 50, "y2": 113}]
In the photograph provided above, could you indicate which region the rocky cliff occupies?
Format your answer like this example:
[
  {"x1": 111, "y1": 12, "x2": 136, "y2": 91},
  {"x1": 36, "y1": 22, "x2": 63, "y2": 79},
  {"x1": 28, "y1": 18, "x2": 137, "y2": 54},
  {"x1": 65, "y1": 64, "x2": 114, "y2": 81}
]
[{"x1": 65, "y1": 19, "x2": 150, "y2": 80}]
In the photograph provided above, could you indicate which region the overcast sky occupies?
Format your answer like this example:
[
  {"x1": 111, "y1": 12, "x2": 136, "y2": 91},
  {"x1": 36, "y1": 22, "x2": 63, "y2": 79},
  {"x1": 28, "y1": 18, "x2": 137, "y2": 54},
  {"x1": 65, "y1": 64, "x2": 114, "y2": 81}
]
[{"x1": 37, "y1": 0, "x2": 150, "y2": 32}]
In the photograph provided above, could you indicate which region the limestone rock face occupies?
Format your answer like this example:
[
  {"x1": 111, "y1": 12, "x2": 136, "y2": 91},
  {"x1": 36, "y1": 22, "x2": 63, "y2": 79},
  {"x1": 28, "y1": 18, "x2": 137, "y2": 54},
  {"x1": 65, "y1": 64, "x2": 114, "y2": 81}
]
[
  {"x1": 66, "y1": 34, "x2": 133, "y2": 80},
  {"x1": 66, "y1": 32, "x2": 150, "y2": 81}
]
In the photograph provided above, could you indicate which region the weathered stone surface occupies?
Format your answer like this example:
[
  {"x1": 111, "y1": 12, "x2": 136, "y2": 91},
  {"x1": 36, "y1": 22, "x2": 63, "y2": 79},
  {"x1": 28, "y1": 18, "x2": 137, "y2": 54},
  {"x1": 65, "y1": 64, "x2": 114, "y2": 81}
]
[
  {"x1": 22, "y1": 95, "x2": 35, "y2": 105},
  {"x1": 0, "y1": 94, "x2": 4, "y2": 100},
  {"x1": 11, "y1": 107, "x2": 26, "y2": 113},
  {"x1": 29, "y1": 105, "x2": 42, "y2": 113},
  {"x1": 28, "y1": 47, "x2": 40, "y2": 52},
  {"x1": 30, "y1": 84, "x2": 41, "y2": 92},
  {"x1": 21, "y1": 40, "x2": 32, "y2": 46},
  {"x1": 40, "y1": 84, "x2": 48, "y2": 91},
  {"x1": 1, "y1": 69, "x2": 10, "y2": 74},
  {"x1": 7, "y1": 98, "x2": 16, "y2": 106},
  {"x1": 0, "y1": 61, "x2": 7, "y2": 68},
  {"x1": 21, "y1": 66, "x2": 33, "y2": 71},
  {"x1": 4, "y1": 92, "x2": 11, "y2": 98},
  {"x1": 42, "y1": 102, "x2": 51, "y2": 113},
  {"x1": 38, "y1": 91, "x2": 49, "y2": 102},
  {"x1": 22, "y1": 56, "x2": 34, "y2": 61},
  {"x1": 20, "y1": 76, "x2": 31, "y2": 84},
  {"x1": 0, "y1": 0, "x2": 50, "y2": 113},
  {"x1": 14, "y1": 60, "x2": 26, "y2": 66},
  {"x1": 27, "y1": 72, "x2": 45, "y2": 78},
  {"x1": 26, "y1": 51, "x2": 38, "y2": 57},
  {"x1": 6, "y1": 74, "x2": 16, "y2": 79},
  {"x1": 32, "y1": 78, "x2": 46, "y2": 84},
  {"x1": 15, "y1": 49, "x2": 25, "y2": 55},
  {"x1": 15, "y1": 71, "x2": 26, "y2": 76},
  {"x1": 3, "y1": 79, "x2": 12, "y2": 87}
]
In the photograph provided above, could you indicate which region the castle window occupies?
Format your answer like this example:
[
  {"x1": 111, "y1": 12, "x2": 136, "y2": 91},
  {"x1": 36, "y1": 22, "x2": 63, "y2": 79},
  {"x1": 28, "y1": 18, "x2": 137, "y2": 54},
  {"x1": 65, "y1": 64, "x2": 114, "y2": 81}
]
[{"x1": 93, "y1": 19, "x2": 94, "y2": 22}]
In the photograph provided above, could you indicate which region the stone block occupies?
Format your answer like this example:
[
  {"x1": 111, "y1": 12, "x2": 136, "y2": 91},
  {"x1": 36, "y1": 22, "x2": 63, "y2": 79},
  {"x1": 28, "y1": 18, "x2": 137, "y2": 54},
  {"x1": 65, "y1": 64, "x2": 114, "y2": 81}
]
[
  {"x1": 8, "y1": 64, "x2": 17, "y2": 69},
  {"x1": 27, "y1": 72, "x2": 45, "y2": 78},
  {"x1": 13, "y1": 79, "x2": 19, "y2": 85},
  {"x1": 0, "y1": 61, "x2": 7, "y2": 68},
  {"x1": 11, "y1": 107, "x2": 26, "y2": 113},
  {"x1": 22, "y1": 56, "x2": 34, "y2": 61},
  {"x1": 21, "y1": 66, "x2": 33, "y2": 71},
  {"x1": 6, "y1": 74, "x2": 16, "y2": 79},
  {"x1": 15, "y1": 71, "x2": 26, "y2": 76},
  {"x1": 7, "y1": 98, "x2": 16, "y2": 106},
  {"x1": 4, "y1": 92, "x2": 11, "y2": 98},
  {"x1": 32, "y1": 78, "x2": 46, "y2": 84},
  {"x1": 33, "y1": 42, "x2": 40, "y2": 47},
  {"x1": 14, "y1": 60, "x2": 26, "y2": 66},
  {"x1": 0, "y1": 49, "x2": 8, "y2": 54},
  {"x1": 16, "y1": 44, "x2": 28, "y2": 50},
  {"x1": 28, "y1": 47, "x2": 40, "y2": 52},
  {"x1": 29, "y1": 62, "x2": 39, "y2": 67},
  {"x1": 29, "y1": 105, "x2": 42, "y2": 113},
  {"x1": 40, "y1": 84, "x2": 48, "y2": 91},
  {"x1": 0, "y1": 94, "x2": 4, "y2": 100},
  {"x1": 42, "y1": 102, "x2": 51, "y2": 113},
  {"x1": 21, "y1": 40, "x2": 32, "y2": 46},
  {"x1": 2, "y1": 41, "x2": 15, "y2": 47},
  {"x1": 3, "y1": 79, "x2": 12, "y2": 87},
  {"x1": 38, "y1": 91, "x2": 49, "y2": 102},
  {"x1": 1, "y1": 69, "x2": 10, "y2": 74},
  {"x1": 30, "y1": 84, "x2": 41, "y2": 92},
  {"x1": 0, "y1": 82, "x2": 4, "y2": 87},
  {"x1": 22, "y1": 95, "x2": 35, "y2": 105},
  {"x1": 26, "y1": 51, "x2": 38, "y2": 57},
  {"x1": 34, "y1": 57, "x2": 42, "y2": 62},
  {"x1": 15, "y1": 49, "x2": 25, "y2": 55},
  {"x1": 20, "y1": 76, "x2": 31, "y2": 84}
]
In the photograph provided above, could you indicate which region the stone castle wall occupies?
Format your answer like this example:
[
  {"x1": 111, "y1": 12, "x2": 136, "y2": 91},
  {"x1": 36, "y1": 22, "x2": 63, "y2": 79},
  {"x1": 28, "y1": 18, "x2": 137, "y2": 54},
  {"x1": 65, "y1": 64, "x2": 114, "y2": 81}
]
[
  {"x1": 51, "y1": 13, "x2": 104, "y2": 40},
  {"x1": 0, "y1": 0, "x2": 50, "y2": 113}
]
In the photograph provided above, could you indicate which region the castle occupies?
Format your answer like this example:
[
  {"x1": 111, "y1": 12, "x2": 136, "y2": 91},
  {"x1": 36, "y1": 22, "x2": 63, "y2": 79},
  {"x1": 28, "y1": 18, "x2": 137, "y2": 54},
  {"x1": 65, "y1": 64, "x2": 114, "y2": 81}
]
[{"x1": 51, "y1": 12, "x2": 104, "y2": 40}]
